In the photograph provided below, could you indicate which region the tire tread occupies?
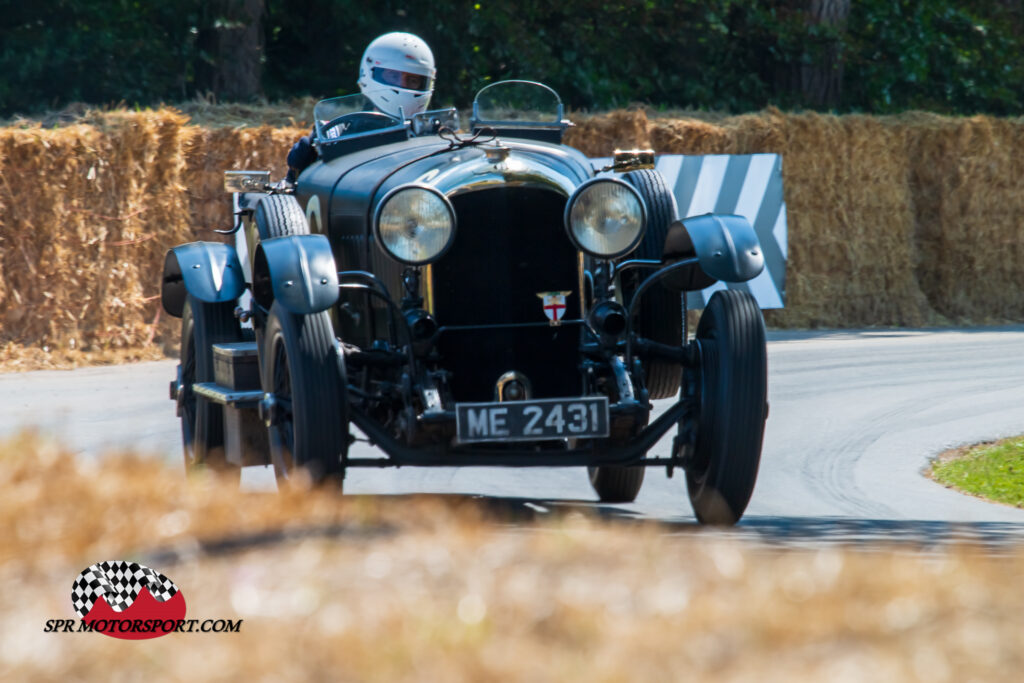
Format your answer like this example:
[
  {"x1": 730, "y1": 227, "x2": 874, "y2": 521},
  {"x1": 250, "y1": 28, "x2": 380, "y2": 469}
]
[
  {"x1": 622, "y1": 169, "x2": 683, "y2": 399},
  {"x1": 181, "y1": 296, "x2": 242, "y2": 471},
  {"x1": 255, "y1": 194, "x2": 309, "y2": 239},
  {"x1": 686, "y1": 289, "x2": 767, "y2": 525},
  {"x1": 589, "y1": 465, "x2": 645, "y2": 503},
  {"x1": 263, "y1": 301, "x2": 348, "y2": 484}
]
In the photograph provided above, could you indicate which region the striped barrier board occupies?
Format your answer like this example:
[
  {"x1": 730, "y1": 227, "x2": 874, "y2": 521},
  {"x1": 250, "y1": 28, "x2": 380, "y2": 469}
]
[{"x1": 591, "y1": 154, "x2": 787, "y2": 309}]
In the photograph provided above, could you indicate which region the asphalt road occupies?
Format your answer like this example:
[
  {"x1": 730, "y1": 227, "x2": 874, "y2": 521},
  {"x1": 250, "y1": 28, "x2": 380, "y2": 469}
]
[{"x1": 4, "y1": 327, "x2": 1024, "y2": 545}]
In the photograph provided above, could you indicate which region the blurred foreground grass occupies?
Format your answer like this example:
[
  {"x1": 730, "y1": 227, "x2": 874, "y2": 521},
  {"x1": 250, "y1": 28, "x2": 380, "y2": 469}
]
[
  {"x1": 932, "y1": 436, "x2": 1024, "y2": 508},
  {"x1": 2, "y1": 431, "x2": 1023, "y2": 682}
]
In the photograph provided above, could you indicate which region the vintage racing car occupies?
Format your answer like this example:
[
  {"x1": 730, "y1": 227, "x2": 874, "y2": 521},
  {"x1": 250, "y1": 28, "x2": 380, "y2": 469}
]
[{"x1": 161, "y1": 81, "x2": 768, "y2": 525}]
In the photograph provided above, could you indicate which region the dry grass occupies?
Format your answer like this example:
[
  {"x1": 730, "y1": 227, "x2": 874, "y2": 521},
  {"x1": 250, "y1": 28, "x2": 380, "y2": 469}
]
[
  {"x1": 174, "y1": 96, "x2": 318, "y2": 129},
  {"x1": 1, "y1": 97, "x2": 319, "y2": 130},
  {"x1": 3, "y1": 102, "x2": 1024, "y2": 369},
  {"x1": 2, "y1": 431, "x2": 1024, "y2": 681},
  {"x1": 0, "y1": 343, "x2": 167, "y2": 372}
]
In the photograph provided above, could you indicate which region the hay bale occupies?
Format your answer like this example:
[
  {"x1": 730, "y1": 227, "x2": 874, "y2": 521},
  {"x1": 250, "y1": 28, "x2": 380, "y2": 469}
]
[
  {"x1": 5, "y1": 104, "x2": 1024, "y2": 365},
  {"x1": 905, "y1": 114, "x2": 1024, "y2": 322},
  {"x1": 565, "y1": 109, "x2": 651, "y2": 158},
  {"x1": 648, "y1": 108, "x2": 789, "y2": 156},
  {"x1": 0, "y1": 112, "x2": 192, "y2": 351},
  {"x1": 0, "y1": 113, "x2": 306, "y2": 356},
  {"x1": 649, "y1": 116, "x2": 735, "y2": 155},
  {"x1": 183, "y1": 125, "x2": 305, "y2": 237},
  {"x1": 649, "y1": 110, "x2": 931, "y2": 327},
  {"x1": 772, "y1": 113, "x2": 930, "y2": 327}
]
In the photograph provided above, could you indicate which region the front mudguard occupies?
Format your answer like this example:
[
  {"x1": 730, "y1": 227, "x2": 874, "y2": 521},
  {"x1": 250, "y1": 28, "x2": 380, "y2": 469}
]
[
  {"x1": 252, "y1": 234, "x2": 339, "y2": 315},
  {"x1": 661, "y1": 213, "x2": 765, "y2": 290},
  {"x1": 161, "y1": 241, "x2": 246, "y2": 318}
]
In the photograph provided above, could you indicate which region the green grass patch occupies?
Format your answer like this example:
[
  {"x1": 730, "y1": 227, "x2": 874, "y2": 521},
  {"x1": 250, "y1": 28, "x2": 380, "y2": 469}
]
[{"x1": 932, "y1": 436, "x2": 1024, "y2": 508}]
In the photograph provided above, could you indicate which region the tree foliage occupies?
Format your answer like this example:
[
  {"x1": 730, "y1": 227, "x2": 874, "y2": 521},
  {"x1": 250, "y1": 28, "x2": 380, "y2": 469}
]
[
  {"x1": 1, "y1": 0, "x2": 1022, "y2": 117},
  {"x1": 0, "y1": 1, "x2": 203, "y2": 112},
  {"x1": 843, "y1": 1, "x2": 1024, "y2": 114}
]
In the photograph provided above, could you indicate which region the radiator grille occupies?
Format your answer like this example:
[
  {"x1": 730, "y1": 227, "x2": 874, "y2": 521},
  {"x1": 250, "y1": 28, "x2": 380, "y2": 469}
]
[{"x1": 432, "y1": 187, "x2": 581, "y2": 401}]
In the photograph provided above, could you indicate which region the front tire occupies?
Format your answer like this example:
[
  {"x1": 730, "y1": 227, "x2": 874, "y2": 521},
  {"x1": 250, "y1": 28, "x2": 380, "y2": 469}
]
[
  {"x1": 179, "y1": 295, "x2": 242, "y2": 474},
  {"x1": 685, "y1": 289, "x2": 767, "y2": 525},
  {"x1": 262, "y1": 300, "x2": 349, "y2": 487},
  {"x1": 588, "y1": 465, "x2": 645, "y2": 503},
  {"x1": 255, "y1": 194, "x2": 309, "y2": 239}
]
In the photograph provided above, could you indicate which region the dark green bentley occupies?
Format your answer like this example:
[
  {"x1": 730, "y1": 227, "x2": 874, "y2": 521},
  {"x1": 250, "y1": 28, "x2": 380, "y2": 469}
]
[{"x1": 161, "y1": 81, "x2": 768, "y2": 525}]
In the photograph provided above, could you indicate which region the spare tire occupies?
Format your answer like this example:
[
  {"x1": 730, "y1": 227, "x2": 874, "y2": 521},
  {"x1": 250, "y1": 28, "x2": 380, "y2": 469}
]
[
  {"x1": 249, "y1": 193, "x2": 312, "y2": 345},
  {"x1": 620, "y1": 169, "x2": 683, "y2": 399},
  {"x1": 255, "y1": 194, "x2": 309, "y2": 239}
]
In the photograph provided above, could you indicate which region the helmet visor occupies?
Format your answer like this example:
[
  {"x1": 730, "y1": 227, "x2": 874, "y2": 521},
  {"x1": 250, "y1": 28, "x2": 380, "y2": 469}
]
[{"x1": 372, "y1": 67, "x2": 433, "y2": 92}]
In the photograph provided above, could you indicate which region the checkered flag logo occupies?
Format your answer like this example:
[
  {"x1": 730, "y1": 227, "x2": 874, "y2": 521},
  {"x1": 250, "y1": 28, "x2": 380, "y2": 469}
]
[{"x1": 71, "y1": 561, "x2": 180, "y2": 618}]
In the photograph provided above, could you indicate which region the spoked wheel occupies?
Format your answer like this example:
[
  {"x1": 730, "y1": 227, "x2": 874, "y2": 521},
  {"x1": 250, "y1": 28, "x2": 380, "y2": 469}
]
[
  {"x1": 684, "y1": 289, "x2": 767, "y2": 525},
  {"x1": 588, "y1": 465, "x2": 645, "y2": 503},
  {"x1": 178, "y1": 295, "x2": 243, "y2": 477},
  {"x1": 262, "y1": 300, "x2": 349, "y2": 487}
]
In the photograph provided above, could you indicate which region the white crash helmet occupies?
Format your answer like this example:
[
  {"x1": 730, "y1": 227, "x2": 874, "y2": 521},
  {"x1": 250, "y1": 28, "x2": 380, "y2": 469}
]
[{"x1": 358, "y1": 32, "x2": 436, "y2": 119}]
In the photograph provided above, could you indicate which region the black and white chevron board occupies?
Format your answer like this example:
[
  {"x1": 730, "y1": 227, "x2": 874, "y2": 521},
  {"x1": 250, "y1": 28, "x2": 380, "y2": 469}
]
[{"x1": 592, "y1": 154, "x2": 788, "y2": 309}]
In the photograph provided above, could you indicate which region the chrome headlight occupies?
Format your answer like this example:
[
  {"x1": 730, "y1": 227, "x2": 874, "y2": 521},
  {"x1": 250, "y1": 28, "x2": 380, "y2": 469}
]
[
  {"x1": 374, "y1": 186, "x2": 456, "y2": 265},
  {"x1": 564, "y1": 178, "x2": 646, "y2": 258}
]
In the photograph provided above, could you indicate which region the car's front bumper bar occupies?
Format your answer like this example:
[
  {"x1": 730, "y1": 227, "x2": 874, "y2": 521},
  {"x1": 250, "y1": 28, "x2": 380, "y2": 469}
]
[{"x1": 343, "y1": 396, "x2": 692, "y2": 468}]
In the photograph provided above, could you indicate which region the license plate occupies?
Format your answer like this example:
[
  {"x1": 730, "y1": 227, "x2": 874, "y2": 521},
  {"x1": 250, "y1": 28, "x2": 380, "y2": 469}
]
[{"x1": 456, "y1": 397, "x2": 609, "y2": 443}]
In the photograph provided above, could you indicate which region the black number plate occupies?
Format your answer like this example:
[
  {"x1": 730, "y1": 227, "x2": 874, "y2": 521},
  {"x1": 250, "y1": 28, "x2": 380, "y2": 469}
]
[{"x1": 456, "y1": 397, "x2": 610, "y2": 443}]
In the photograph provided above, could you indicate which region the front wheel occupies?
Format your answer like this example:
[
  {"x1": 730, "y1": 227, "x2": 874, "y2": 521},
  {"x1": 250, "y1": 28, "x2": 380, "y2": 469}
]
[
  {"x1": 684, "y1": 289, "x2": 767, "y2": 525},
  {"x1": 262, "y1": 301, "x2": 349, "y2": 487},
  {"x1": 588, "y1": 465, "x2": 645, "y2": 503}
]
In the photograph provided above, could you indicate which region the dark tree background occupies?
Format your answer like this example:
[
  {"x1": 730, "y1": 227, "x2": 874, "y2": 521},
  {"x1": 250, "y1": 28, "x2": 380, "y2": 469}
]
[
  {"x1": 196, "y1": 0, "x2": 265, "y2": 100},
  {"x1": 1, "y1": 0, "x2": 1021, "y2": 117}
]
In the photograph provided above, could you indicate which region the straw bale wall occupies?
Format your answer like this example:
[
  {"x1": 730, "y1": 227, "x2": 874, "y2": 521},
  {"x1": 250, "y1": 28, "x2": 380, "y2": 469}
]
[
  {"x1": 0, "y1": 113, "x2": 302, "y2": 354},
  {"x1": 0, "y1": 113, "x2": 192, "y2": 352},
  {"x1": 1, "y1": 109, "x2": 1023, "y2": 359},
  {"x1": 903, "y1": 114, "x2": 1024, "y2": 321}
]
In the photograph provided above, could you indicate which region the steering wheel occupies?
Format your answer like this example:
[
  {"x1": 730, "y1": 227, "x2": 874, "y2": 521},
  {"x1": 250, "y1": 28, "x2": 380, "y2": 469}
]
[{"x1": 318, "y1": 111, "x2": 400, "y2": 139}]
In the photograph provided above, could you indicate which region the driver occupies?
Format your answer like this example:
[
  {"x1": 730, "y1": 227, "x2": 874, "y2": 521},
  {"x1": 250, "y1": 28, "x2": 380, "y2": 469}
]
[{"x1": 286, "y1": 32, "x2": 436, "y2": 183}]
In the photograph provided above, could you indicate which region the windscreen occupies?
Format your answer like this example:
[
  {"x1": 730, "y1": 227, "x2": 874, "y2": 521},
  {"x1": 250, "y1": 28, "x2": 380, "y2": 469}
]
[
  {"x1": 313, "y1": 94, "x2": 376, "y2": 123},
  {"x1": 472, "y1": 81, "x2": 562, "y2": 125},
  {"x1": 312, "y1": 94, "x2": 401, "y2": 140}
]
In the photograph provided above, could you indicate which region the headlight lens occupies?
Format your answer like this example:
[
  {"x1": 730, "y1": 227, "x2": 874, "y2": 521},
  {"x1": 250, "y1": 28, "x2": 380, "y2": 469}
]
[
  {"x1": 565, "y1": 179, "x2": 646, "y2": 258},
  {"x1": 376, "y1": 187, "x2": 456, "y2": 264}
]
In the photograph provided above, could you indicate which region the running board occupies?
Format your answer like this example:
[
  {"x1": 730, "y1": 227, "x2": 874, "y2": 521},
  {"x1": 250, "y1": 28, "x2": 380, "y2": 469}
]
[
  {"x1": 193, "y1": 382, "x2": 264, "y2": 407},
  {"x1": 192, "y1": 382, "x2": 270, "y2": 467}
]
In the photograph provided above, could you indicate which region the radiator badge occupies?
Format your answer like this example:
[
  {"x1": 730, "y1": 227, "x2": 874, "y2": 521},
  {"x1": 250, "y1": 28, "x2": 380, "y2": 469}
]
[{"x1": 537, "y1": 291, "x2": 571, "y2": 326}]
